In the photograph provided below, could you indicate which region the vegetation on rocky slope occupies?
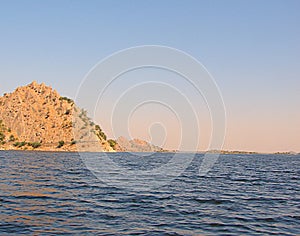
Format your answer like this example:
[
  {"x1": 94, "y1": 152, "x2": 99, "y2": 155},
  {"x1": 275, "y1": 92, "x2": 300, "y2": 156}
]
[
  {"x1": 0, "y1": 81, "x2": 114, "y2": 151},
  {"x1": 0, "y1": 81, "x2": 165, "y2": 152}
]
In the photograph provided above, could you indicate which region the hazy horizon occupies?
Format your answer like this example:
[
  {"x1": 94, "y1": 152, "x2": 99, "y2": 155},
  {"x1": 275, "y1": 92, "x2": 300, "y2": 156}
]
[{"x1": 1, "y1": 1, "x2": 299, "y2": 153}]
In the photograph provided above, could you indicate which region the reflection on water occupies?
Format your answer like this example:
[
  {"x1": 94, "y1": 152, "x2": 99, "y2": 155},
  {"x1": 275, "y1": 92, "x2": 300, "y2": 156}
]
[{"x1": 0, "y1": 151, "x2": 299, "y2": 235}]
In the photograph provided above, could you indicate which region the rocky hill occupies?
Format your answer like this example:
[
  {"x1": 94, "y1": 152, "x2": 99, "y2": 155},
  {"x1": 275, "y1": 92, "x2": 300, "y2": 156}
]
[
  {"x1": 0, "y1": 81, "x2": 113, "y2": 151},
  {"x1": 0, "y1": 81, "x2": 167, "y2": 152},
  {"x1": 114, "y1": 136, "x2": 164, "y2": 152}
]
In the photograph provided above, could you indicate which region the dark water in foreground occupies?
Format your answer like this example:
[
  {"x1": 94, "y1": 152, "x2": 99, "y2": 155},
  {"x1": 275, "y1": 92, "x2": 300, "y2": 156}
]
[{"x1": 0, "y1": 151, "x2": 299, "y2": 235}]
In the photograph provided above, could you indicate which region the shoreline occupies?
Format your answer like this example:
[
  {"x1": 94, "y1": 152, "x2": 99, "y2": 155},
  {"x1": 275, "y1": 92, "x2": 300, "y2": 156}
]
[{"x1": 0, "y1": 149, "x2": 299, "y2": 155}]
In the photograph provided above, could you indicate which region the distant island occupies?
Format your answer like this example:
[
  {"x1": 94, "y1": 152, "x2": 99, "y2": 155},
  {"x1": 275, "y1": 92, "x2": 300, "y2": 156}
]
[
  {"x1": 204, "y1": 150, "x2": 299, "y2": 155},
  {"x1": 0, "y1": 81, "x2": 166, "y2": 152}
]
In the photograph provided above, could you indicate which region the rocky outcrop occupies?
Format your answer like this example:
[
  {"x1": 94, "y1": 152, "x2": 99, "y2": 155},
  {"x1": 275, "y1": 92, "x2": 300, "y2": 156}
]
[
  {"x1": 114, "y1": 136, "x2": 164, "y2": 152},
  {"x1": 0, "y1": 81, "x2": 114, "y2": 151}
]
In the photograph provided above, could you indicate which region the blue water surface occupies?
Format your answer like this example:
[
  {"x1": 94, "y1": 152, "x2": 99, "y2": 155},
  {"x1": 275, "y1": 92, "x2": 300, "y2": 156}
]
[{"x1": 0, "y1": 151, "x2": 299, "y2": 235}]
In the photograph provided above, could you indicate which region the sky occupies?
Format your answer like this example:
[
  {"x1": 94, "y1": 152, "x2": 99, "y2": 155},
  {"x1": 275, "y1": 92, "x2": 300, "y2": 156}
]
[{"x1": 0, "y1": 0, "x2": 299, "y2": 152}]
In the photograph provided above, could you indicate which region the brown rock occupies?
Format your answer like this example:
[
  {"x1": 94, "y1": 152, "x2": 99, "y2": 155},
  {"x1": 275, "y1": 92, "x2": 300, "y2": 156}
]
[{"x1": 0, "y1": 81, "x2": 114, "y2": 152}]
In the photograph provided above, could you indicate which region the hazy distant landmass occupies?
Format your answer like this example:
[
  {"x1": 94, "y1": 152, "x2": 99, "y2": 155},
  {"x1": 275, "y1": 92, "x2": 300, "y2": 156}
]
[
  {"x1": 204, "y1": 150, "x2": 299, "y2": 155},
  {"x1": 0, "y1": 81, "x2": 166, "y2": 152},
  {"x1": 114, "y1": 136, "x2": 165, "y2": 152}
]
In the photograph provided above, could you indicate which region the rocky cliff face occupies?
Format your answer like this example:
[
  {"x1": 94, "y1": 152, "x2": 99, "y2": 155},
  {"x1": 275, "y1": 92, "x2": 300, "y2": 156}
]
[{"x1": 0, "y1": 81, "x2": 114, "y2": 151}]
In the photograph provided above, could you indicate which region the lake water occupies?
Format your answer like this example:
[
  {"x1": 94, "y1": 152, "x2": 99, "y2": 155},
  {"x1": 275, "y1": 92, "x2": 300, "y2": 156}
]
[{"x1": 0, "y1": 151, "x2": 299, "y2": 235}]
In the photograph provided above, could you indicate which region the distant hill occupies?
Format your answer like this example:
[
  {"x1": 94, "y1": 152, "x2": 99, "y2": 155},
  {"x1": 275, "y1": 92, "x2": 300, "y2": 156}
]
[
  {"x1": 0, "y1": 81, "x2": 165, "y2": 152},
  {"x1": 113, "y1": 136, "x2": 165, "y2": 152}
]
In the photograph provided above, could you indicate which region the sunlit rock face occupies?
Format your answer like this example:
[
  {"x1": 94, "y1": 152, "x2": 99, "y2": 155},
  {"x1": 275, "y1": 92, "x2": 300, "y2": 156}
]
[{"x1": 0, "y1": 81, "x2": 114, "y2": 152}]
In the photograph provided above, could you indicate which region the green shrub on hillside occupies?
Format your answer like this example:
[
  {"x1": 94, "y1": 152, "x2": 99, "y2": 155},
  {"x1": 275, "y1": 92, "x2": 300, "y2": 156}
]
[
  {"x1": 108, "y1": 139, "x2": 117, "y2": 149},
  {"x1": 28, "y1": 142, "x2": 41, "y2": 149},
  {"x1": 0, "y1": 132, "x2": 5, "y2": 142},
  {"x1": 95, "y1": 125, "x2": 107, "y2": 140},
  {"x1": 13, "y1": 141, "x2": 27, "y2": 148},
  {"x1": 57, "y1": 140, "x2": 65, "y2": 148},
  {"x1": 79, "y1": 109, "x2": 88, "y2": 119},
  {"x1": 0, "y1": 120, "x2": 6, "y2": 132},
  {"x1": 59, "y1": 96, "x2": 74, "y2": 104},
  {"x1": 9, "y1": 135, "x2": 15, "y2": 142},
  {"x1": 71, "y1": 140, "x2": 77, "y2": 145}
]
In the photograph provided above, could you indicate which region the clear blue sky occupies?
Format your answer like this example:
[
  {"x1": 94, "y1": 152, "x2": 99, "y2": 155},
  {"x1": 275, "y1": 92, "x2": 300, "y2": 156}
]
[{"x1": 0, "y1": 0, "x2": 299, "y2": 152}]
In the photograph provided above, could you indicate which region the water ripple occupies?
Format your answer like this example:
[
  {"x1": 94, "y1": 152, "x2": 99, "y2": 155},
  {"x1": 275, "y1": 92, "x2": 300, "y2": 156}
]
[{"x1": 0, "y1": 151, "x2": 299, "y2": 235}]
